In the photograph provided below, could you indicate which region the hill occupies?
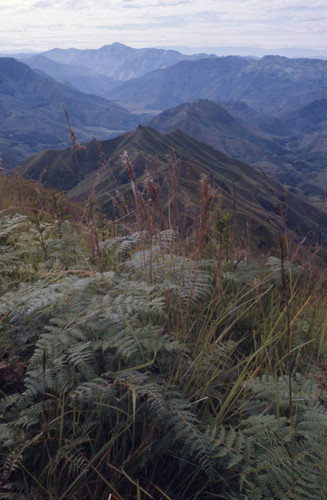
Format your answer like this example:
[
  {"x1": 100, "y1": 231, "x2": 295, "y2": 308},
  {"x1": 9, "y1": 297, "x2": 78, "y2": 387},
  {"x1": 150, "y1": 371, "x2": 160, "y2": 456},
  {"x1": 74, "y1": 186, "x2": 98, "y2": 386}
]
[
  {"x1": 0, "y1": 58, "x2": 138, "y2": 167},
  {"x1": 107, "y1": 55, "x2": 327, "y2": 113},
  {"x1": 41, "y1": 42, "x2": 216, "y2": 82},
  {"x1": 17, "y1": 125, "x2": 327, "y2": 252}
]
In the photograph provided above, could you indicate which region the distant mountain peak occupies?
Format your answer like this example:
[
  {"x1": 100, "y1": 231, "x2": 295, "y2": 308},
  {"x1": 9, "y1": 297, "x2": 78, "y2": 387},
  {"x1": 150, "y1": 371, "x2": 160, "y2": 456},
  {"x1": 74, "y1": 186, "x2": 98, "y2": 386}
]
[
  {"x1": 99, "y1": 42, "x2": 131, "y2": 51},
  {"x1": 108, "y1": 42, "x2": 128, "y2": 48}
]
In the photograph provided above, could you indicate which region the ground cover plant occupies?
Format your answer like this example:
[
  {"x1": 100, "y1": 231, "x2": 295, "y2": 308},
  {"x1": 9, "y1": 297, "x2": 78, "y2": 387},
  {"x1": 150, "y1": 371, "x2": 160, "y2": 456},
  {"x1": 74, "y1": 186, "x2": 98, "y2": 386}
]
[{"x1": 1, "y1": 158, "x2": 327, "y2": 499}]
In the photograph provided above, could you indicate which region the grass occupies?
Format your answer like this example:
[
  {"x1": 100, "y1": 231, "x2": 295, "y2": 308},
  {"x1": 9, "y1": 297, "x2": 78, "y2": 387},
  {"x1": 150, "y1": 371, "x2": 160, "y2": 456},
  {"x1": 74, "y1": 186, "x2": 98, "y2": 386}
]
[{"x1": 1, "y1": 154, "x2": 327, "y2": 499}]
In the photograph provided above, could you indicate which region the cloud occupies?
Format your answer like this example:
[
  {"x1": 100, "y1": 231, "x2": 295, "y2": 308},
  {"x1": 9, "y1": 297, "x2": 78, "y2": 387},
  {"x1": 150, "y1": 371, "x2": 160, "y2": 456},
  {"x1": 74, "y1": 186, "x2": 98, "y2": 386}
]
[
  {"x1": 1, "y1": 0, "x2": 327, "y2": 52},
  {"x1": 32, "y1": 1, "x2": 51, "y2": 7}
]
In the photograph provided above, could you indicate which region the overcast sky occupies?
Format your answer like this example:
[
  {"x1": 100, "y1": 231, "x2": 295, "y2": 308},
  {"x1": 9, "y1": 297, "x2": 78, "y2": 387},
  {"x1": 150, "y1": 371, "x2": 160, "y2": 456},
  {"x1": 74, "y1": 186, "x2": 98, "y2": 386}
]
[{"x1": 1, "y1": 0, "x2": 327, "y2": 54}]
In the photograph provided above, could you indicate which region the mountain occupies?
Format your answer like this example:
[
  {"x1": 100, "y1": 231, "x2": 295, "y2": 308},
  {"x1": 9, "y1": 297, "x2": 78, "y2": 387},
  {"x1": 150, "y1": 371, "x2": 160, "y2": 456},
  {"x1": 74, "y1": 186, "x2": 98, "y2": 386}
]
[
  {"x1": 148, "y1": 99, "x2": 289, "y2": 168},
  {"x1": 107, "y1": 55, "x2": 327, "y2": 113},
  {"x1": 23, "y1": 55, "x2": 120, "y2": 97},
  {"x1": 41, "y1": 42, "x2": 216, "y2": 82},
  {"x1": 17, "y1": 126, "x2": 327, "y2": 251},
  {"x1": 147, "y1": 99, "x2": 327, "y2": 200},
  {"x1": 0, "y1": 58, "x2": 138, "y2": 167}
]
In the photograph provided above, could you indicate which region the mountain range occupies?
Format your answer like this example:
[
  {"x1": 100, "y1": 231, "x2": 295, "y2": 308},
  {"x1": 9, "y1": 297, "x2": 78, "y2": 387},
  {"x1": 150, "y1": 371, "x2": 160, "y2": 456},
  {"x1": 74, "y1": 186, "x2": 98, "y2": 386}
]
[
  {"x1": 21, "y1": 45, "x2": 327, "y2": 122},
  {"x1": 106, "y1": 55, "x2": 327, "y2": 114},
  {"x1": 36, "y1": 43, "x2": 216, "y2": 82},
  {"x1": 5, "y1": 41, "x2": 327, "y2": 500}
]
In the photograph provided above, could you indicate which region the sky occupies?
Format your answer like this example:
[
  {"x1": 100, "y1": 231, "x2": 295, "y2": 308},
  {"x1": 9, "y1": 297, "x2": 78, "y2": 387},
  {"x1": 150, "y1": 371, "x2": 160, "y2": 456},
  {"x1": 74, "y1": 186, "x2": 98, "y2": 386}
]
[{"x1": 1, "y1": 0, "x2": 327, "y2": 54}]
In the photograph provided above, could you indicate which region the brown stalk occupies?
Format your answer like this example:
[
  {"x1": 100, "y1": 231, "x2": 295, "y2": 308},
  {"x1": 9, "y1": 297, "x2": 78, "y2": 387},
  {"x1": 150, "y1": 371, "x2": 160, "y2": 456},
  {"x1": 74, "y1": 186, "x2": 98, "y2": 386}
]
[
  {"x1": 168, "y1": 154, "x2": 179, "y2": 230},
  {"x1": 62, "y1": 103, "x2": 86, "y2": 184},
  {"x1": 196, "y1": 175, "x2": 219, "y2": 259},
  {"x1": 82, "y1": 173, "x2": 102, "y2": 267}
]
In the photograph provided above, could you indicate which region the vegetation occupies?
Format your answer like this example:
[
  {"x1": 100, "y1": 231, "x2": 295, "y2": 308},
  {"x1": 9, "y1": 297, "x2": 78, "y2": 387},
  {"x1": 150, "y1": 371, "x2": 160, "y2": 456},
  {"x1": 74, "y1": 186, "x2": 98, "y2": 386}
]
[{"x1": 1, "y1": 159, "x2": 327, "y2": 500}]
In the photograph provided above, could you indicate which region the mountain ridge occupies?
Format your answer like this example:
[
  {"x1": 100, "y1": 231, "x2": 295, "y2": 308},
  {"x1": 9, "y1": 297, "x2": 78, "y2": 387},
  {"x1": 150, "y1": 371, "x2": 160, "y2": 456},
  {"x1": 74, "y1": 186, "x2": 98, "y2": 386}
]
[{"x1": 17, "y1": 125, "x2": 327, "y2": 252}]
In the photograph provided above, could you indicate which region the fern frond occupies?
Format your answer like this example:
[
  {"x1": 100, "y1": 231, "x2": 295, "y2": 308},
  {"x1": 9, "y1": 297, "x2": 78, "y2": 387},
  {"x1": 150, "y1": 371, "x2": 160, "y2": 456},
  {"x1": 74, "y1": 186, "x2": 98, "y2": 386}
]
[{"x1": 116, "y1": 370, "x2": 216, "y2": 480}]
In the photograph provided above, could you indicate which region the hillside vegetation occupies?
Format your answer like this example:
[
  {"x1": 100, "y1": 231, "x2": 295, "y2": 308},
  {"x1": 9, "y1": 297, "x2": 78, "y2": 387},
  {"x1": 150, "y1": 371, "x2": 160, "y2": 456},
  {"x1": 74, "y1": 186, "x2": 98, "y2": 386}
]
[{"x1": 1, "y1": 163, "x2": 327, "y2": 499}]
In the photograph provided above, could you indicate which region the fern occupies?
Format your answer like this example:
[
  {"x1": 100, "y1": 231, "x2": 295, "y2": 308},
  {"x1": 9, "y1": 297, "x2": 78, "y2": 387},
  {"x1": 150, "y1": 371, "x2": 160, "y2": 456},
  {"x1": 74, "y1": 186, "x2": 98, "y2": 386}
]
[
  {"x1": 208, "y1": 373, "x2": 327, "y2": 499},
  {"x1": 115, "y1": 370, "x2": 216, "y2": 481},
  {"x1": 1, "y1": 202, "x2": 326, "y2": 499}
]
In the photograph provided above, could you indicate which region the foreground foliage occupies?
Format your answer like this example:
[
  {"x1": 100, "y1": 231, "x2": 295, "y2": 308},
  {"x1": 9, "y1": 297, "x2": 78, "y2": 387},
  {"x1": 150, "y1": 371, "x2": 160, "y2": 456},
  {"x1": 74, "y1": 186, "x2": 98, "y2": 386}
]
[{"x1": 1, "y1": 172, "x2": 327, "y2": 499}]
